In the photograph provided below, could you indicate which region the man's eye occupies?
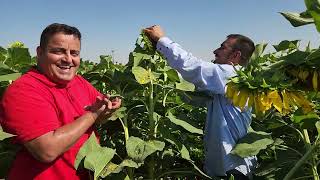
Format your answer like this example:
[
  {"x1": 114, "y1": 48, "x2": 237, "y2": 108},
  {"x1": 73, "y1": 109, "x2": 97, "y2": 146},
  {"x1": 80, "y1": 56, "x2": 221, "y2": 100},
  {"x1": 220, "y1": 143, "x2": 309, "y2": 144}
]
[
  {"x1": 71, "y1": 51, "x2": 80, "y2": 56},
  {"x1": 50, "y1": 49, "x2": 64, "y2": 54}
]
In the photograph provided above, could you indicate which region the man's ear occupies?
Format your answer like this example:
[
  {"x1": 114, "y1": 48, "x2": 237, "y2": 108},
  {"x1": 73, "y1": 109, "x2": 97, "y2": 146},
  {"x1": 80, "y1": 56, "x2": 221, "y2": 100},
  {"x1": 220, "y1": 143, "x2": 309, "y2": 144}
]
[
  {"x1": 36, "y1": 46, "x2": 42, "y2": 57},
  {"x1": 232, "y1": 50, "x2": 242, "y2": 64},
  {"x1": 234, "y1": 50, "x2": 241, "y2": 59},
  {"x1": 36, "y1": 46, "x2": 42, "y2": 63}
]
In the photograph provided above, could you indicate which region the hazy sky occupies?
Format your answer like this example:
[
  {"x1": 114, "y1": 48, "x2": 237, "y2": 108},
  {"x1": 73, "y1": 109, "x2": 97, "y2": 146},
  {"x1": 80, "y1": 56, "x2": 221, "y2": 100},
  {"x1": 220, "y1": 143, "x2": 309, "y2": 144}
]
[{"x1": 0, "y1": 0, "x2": 319, "y2": 64}]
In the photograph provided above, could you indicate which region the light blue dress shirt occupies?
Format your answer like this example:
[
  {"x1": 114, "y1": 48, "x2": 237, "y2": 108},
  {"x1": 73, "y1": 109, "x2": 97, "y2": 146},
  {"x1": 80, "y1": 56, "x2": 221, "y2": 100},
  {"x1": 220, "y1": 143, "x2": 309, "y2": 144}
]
[{"x1": 156, "y1": 37, "x2": 257, "y2": 177}]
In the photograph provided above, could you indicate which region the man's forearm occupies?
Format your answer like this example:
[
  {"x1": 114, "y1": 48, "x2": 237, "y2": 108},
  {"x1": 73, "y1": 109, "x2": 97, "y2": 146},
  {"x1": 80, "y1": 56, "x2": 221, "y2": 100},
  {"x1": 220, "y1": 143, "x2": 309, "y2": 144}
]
[{"x1": 25, "y1": 112, "x2": 98, "y2": 163}]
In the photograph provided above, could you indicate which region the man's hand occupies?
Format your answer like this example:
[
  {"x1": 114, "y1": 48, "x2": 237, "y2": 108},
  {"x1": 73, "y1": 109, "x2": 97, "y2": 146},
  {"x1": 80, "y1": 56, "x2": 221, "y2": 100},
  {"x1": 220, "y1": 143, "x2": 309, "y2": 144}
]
[
  {"x1": 85, "y1": 94, "x2": 122, "y2": 123},
  {"x1": 143, "y1": 25, "x2": 165, "y2": 43}
]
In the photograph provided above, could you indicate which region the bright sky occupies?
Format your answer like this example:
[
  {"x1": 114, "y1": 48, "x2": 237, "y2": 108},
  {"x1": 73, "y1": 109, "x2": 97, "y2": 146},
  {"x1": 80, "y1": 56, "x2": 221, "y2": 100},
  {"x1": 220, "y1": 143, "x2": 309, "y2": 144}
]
[{"x1": 1, "y1": 0, "x2": 319, "y2": 64}]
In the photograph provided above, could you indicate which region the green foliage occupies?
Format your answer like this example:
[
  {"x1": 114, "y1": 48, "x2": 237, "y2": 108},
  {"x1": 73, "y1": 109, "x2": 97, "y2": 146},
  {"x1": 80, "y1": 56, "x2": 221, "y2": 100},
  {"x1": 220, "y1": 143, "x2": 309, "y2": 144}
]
[
  {"x1": 281, "y1": 0, "x2": 320, "y2": 32},
  {"x1": 167, "y1": 111, "x2": 203, "y2": 135},
  {"x1": 126, "y1": 136, "x2": 165, "y2": 163},
  {"x1": 0, "y1": 126, "x2": 15, "y2": 141},
  {"x1": 0, "y1": 44, "x2": 35, "y2": 97},
  {"x1": 0, "y1": 43, "x2": 33, "y2": 178},
  {"x1": 280, "y1": 12, "x2": 314, "y2": 27},
  {"x1": 1, "y1": 2, "x2": 320, "y2": 179},
  {"x1": 74, "y1": 31, "x2": 208, "y2": 179},
  {"x1": 231, "y1": 128, "x2": 274, "y2": 158},
  {"x1": 75, "y1": 133, "x2": 115, "y2": 180},
  {"x1": 131, "y1": 66, "x2": 154, "y2": 84},
  {"x1": 0, "y1": 138, "x2": 20, "y2": 178}
]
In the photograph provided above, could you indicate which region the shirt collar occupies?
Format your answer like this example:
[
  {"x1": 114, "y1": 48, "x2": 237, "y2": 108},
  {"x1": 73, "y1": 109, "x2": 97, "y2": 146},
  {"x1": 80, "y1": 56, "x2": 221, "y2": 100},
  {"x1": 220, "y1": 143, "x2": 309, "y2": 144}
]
[{"x1": 27, "y1": 67, "x2": 77, "y2": 88}]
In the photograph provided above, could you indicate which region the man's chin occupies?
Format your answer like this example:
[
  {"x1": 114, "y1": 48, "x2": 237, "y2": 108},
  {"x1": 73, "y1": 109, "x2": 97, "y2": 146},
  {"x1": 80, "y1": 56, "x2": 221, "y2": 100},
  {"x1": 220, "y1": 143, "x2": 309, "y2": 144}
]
[{"x1": 53, "y1": 75, "x2": 75, "y2": 85}]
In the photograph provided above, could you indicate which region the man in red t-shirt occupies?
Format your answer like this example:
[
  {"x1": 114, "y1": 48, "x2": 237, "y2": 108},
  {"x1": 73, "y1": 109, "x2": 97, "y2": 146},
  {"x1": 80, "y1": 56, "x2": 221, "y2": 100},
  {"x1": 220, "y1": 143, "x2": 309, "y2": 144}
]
[{"x1": 0, "y1": 23, "x2": 121, "y2": 180}]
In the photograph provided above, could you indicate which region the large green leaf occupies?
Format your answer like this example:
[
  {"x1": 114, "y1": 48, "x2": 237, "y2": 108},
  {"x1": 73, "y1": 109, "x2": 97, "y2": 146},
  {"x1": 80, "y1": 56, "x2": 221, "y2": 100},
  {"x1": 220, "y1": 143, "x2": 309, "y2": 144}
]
[
  {"x1": 166, "y1": 68, "x2": 180, "y2": 82},
  {"x1": 131, "y1": 52, "x2": 152, "y2": 67},
  {"x1": 291, "y1": 112, "x2": 319, "y2": 124},
  {"x1": 0, "y1": 73, "x2": 21, "y2": 82},
  {"x1": 6, "y1": 48, "x2": 32, "y2": 70},
  {"x1": 280, "y1": 12, "x2": 314, "y2": 27},
  {"x1": 75, "y1": 133, "x2": 115, "y2": 180},
  {"x1": 175, "y1": 78, "x2": 195, "y2": 91},
  {"x1": 167, "y1": 111, "x2": 203, "y2": 135},
  {"x1": 231, "y1": 129, "x2": 274, "y2": 158},
  {"x1": 126, "y1": 136, "x2": 165, "y2": 163},
  {"x1": 290, "y1": 110, "x2": 320, "y2": 129},
  {"x1": 281, "y1": 50, "x2": 310, "y2": 66},
  {"x1": 74, "y1": 133, "x2": 98, "y2": 170},
  {"x1": 273, "y1": 40, "x2": 300, "y2": 51},
  {"x1": 84, "y1": 147, "x2": 115, "y2": 180},
  {"x1": 132, "y1": 66, "x2": 154, "y2": 84}
]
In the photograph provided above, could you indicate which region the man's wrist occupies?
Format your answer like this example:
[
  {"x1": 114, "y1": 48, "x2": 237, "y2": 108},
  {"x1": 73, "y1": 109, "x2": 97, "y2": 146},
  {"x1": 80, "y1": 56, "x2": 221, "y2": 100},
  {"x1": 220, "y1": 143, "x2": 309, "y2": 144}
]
[{"x1": 87, "y1": 111, "x2": 98, "y2": 123}]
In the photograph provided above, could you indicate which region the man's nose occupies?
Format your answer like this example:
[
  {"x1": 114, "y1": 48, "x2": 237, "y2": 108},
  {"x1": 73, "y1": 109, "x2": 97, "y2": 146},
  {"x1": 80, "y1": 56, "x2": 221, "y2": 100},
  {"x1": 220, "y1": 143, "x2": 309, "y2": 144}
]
[
  {"x1": 63, "y1": 53, "x2": 72, "y2": 63},
  {"x1": 213, "y1": 49, "x2": 217, "y2": 54}
]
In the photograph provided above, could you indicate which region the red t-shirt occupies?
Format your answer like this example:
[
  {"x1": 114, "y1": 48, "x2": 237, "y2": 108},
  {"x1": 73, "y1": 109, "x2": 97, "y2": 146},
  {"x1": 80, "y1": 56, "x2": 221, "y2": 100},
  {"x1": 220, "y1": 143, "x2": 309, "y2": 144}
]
[{"x1": 1, "y1": 68, "x2": 101, "y2": 180}]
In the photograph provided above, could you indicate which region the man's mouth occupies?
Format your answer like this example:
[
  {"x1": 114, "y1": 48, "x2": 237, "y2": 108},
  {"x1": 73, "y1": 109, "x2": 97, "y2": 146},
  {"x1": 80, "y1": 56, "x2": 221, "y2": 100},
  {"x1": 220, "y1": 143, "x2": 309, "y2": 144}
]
[{"x1": 57, "y1": 65, "x2": 74, "y2": 71}]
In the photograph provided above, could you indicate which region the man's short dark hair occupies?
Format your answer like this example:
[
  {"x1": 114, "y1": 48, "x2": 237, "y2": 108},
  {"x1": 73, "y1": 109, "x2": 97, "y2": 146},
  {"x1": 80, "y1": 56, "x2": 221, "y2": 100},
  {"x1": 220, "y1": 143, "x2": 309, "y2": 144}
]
[
  {"x1": 40, "y1": 23, "x2": 81, "y2": 49},
  {"x1": 227, "y1": 34, "x2": 255, "y2": 66}
]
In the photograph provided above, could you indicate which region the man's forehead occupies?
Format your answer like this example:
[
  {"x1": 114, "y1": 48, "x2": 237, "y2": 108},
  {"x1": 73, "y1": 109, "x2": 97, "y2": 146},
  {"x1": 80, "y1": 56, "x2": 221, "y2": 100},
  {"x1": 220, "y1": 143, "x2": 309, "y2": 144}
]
[
  {"x1": 47, "y1": 33, "x2": 79, "y2": 42},
  {"x1": 47, "y1": 34, "x2": 80, "y2": 46},
  {"x1": 223, "y1": 38, "x2": 237, "y2": 46}
]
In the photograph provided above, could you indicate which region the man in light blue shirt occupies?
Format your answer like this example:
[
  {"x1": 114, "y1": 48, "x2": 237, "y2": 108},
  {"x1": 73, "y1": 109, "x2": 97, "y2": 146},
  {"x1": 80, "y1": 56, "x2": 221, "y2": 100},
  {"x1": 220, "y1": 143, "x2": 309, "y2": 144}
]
[{"x1": 144, "y1": 25, "x2": 256, "y2": 180}]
